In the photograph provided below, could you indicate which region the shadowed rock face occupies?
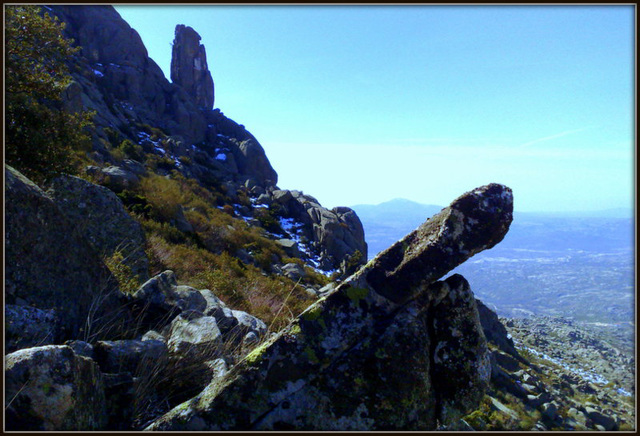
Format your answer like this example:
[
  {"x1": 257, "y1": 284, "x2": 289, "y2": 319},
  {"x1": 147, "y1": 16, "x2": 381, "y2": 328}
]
[
  {"x1": 4, "y1": 166, "x2": 132, "y2": 343},
  {"x1": 146, "y1": 183, "x2": 513, "y2": 431},
  {"x1": 171, "y1": 25, "x2": 215, "y2": 110},
  {"x1": 47, "y1": 174, "x2": 149, "y2": 283}
]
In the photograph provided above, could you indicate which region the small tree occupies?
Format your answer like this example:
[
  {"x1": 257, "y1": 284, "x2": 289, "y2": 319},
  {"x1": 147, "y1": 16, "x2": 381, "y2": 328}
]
[{"x1": 5, "y1": 5, "x2": 93, "y2": 183}]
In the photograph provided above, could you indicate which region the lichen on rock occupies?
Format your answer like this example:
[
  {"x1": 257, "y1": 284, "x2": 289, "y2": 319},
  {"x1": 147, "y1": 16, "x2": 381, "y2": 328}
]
[{"x1": 146, "y1": 183, "x2": 513, "y2": 430}]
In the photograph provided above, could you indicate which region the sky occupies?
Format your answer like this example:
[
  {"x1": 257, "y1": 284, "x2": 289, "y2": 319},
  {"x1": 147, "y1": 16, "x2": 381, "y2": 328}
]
[{"x1": 114, "y1": 5, "x2": 635, "y2": 213}]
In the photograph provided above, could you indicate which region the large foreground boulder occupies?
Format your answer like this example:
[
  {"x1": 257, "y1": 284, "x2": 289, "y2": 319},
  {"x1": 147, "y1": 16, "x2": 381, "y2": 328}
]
[
  {"x1": 5, "y1": 165, "x2": 131, "y2": 343},
  {"x1": 147, "y1": 183, "x2": 513, "y2": 430},
  {"x1": 5, "y1": 345, "x2": 107, "y2": 431},
  {"x1": 47, "y1": 174, "x2": 149, "y2": 282}
]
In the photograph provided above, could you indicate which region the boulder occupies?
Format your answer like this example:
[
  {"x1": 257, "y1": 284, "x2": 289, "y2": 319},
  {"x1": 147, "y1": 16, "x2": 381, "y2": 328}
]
[
  {"x1": 47, "y1": 174, "x2": 149, "y2": 282},
  {"x1": 475, "y1": 298, "x2": 521, "y2": 359},
  {"x1": 541, "y1": 401, "x2": 559, "y2": 421},
  {"x1": 101, "y1": 165, "x2": 140, "y2": 192},
  {"x1": 566, "y1": 407, "x2": 589, "y2": 430},
  {"x1": 526, "y1": 392, "x2": 551, "y2": 408},
  {"x1": 585, "y1": 406, "x2": 617, "y2": 431},
  {"x1": 234, "y1": 138, "x2": 279, "y2": 187},
  {"x1": 5, "y1": 305, "x2": 58, "y2": 354},
  {"x1": 276, "y1": 239, "x2": 302, "y2": 257},
  {"x1": 271, "y1": 189, "x2": 293, "y2": 205},
  {"x1": 429, "y1": 275, "x2": 491, "y2": 424},
  {"x1": 5, "y1": 345, "x2": 107, "y2": 430},
  {"x1": 130, "y1": 271, "x2": 207, "y2": 332},
  {"x1": 147, "y1": 183, "x2": 513, "y2": 430},
  {"x1": 163, "y1": 313, "x2": 225, "y2": 403},
  {"x1": 93, "y1": 339, "x2": 168, "y2": 374},
  {"x1": 363, "y1": 183, "x2": 512, "y2": 304},
  {"x1": 171, "y1": 24, "x2": 214, "y2": 110},
  {"x1": 167, "y1": 313, "x2": 223, "y2": 358},
  {"x1": 281, "y1": 262, "x2": 306, "y2": 281},
  {"x1": 5, "y1": 165, "x2": 131, "y2": 342},
  {"x1": 231, "y1": 309, "x2": 268, "y2": 339},
  {"x1": 65, "y1": 340, "x2": 95, "y2": 359},
  {"x1": 200, "y1": 289, "x2": 267, "y2": 342}
]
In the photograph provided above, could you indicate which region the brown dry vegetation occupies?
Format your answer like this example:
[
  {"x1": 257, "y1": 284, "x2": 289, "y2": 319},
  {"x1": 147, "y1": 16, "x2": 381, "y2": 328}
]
[{"x1": 111, "y1": 170, "x2": 320, "y2": 332}]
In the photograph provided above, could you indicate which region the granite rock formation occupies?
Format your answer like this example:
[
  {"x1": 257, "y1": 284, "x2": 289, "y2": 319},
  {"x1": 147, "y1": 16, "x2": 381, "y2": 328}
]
[
  {"x1": 45, "y1": 5, "x2": 373, "y2": 275},
  {"x1": 5, "y1": 345, "x2": 108, "y2": 430},
  {"x1": 271, "y1": 189, "x2": 368, "y2": 271},
  {"x1": 4, "y1": 6, "x2": 534, "y2": 431},
  {"x1": 171, "y1": 25, "x2": 215, "y2": 110},
  {"x1": 4, "y1": 166, "x2": 132, "y2": 344},
  {"x1": 47, "y1": 174, "x2": 149, "y2": 282},
  {"x1": 147, "y1": 183, "x2": 513, "y2": 430}
]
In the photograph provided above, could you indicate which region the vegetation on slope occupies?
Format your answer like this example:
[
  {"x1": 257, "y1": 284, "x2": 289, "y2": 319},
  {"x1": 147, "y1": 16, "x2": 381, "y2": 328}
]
[{"x1": 5, "y1": 5, "x2": 93, "y2": 183}]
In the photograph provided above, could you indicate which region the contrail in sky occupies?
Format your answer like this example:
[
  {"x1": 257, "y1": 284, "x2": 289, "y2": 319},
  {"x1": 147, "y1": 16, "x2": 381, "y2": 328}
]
[{"x1": 518, "y1": 126, "x2": 596, "y2": 148}]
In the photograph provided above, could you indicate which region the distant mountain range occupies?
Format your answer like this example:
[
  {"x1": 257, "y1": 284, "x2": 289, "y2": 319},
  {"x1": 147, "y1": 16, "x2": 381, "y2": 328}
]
[{"x1": 352, "y1": 198, "x2": 635, "y2": 324}]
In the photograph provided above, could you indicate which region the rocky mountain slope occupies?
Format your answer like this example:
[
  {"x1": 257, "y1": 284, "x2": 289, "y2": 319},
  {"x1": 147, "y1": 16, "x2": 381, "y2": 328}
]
[{"x1": 4, "y1": 5, "x2": 634, "y2": 431}]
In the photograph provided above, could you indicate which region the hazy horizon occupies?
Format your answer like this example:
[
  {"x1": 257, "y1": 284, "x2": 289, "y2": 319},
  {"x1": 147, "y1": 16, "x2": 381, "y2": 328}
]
[
  {"x1": 115, "y1": 5, "x2": 635, "y2": 214},
  {"x1": 350, "y1": 196, "x2": 634, "y2": 217}
]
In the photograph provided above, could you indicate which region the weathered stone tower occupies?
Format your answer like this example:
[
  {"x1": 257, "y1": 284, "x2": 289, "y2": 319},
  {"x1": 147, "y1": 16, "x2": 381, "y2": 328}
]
[{"x1": 171, "y1": 24, "x2": 215, "y2": 110}]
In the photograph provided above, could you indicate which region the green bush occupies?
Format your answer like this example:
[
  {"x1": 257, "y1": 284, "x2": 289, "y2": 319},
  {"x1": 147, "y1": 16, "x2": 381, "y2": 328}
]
[
  {"x1": 103, "y1": 250, "x2": 141, "y2": 295},
  {"x1": 117, "y1": 190, "x2": 152, "y2": 218},
  {"x1": 118, "y1": 139, "x2": 144, "y2": 161},
  {"x1": 5, "y1": 7, "x2": 94, "y2": 184},
  {"x1": 254, "y1": 207, "x2": 284, "y2": 235}
]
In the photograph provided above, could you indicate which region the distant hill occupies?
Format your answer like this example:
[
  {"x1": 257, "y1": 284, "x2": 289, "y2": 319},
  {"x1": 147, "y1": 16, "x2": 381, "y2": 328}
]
[
  {"x1": 350, "y1": 199, "x2": 443, "y2": 258},
  {"x1": 352, "y1": 198, "x2": 635, "y2": 324}
]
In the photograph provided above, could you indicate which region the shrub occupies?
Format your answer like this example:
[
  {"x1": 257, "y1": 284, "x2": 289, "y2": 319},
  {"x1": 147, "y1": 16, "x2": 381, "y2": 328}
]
[
  {"x1": 178, "y1": 155, "x2": 192, "y2": 165},
  {"x1": 222, "y1": 204, "x2": 235, "y2": 216},
  {"x1": 5, "y1": 5, "x2": 94, "y2": 184},
  {"x1": 118, "y1": 139, "x2": 144, "y2": 161},
  {"x1": 344, "y1": 249, "x2": 364, "y2": 275},
  {"x1": 254, "y1": 207, "x2": 284, "y2": 235},
  {"x1": 103, "y1": 250, "x2": 141, "y2": 295},
  {"x1": 117, "y1": 190, "x2": 152, "y2": 218}
]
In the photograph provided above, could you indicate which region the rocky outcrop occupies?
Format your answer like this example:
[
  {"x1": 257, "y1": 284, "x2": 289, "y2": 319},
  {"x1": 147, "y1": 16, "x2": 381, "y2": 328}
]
[
  {"x1": 476, "y1": 298, "x2": 521, "y2": 359},
  {"x1": 147, "y1": 183, "x2": 513, "y2": 430},
  {"x1": 129, "y1": 271, "x2": 267, "y2": 345},
  {"x1": 203, "y1": 109, "x2": 279, "y2": 187},
  {"x1": 47, "y1": 174, "x2": 149, "y2": 282},
  {"x1": 5, "y1": 305, "x2": 58, "y2": 354},
  {"x1": 271, "y1": 189, "x2": 368, "y2": 272},
  {"x1": 171, "y1": 25, "x2": 214, "y2": 110},
  {"x1": 5, "y1": 345, "x2": 107, "y2": 430},
  {"x1": 49, "y1": 6, "x2": 206, "y2": 145},
  {"x1": 4, "y1": 165, "x2": 131, "y2": 343},
  {"x1": 430, "y1": 275, "x2": 492, "y2": 424},
  {"x1": 50, "y1": 6, "x2": 280, "y2": 191}
]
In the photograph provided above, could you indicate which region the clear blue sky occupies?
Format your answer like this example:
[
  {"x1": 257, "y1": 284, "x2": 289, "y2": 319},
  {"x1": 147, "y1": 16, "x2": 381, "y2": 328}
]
[{"x1": 114, "y1": 5, "x2": 635, "y2": 213}]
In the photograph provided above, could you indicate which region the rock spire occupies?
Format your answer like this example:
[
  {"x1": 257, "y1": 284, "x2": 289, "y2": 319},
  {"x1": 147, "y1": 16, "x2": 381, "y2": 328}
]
[{"x1": 171, "y1": 24, "x2": 215, "y2": 110}]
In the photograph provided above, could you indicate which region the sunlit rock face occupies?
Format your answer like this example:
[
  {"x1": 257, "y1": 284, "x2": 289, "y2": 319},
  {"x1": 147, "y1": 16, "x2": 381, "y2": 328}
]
[
  {"x1": 146, "y1": 183, "x2": 513, "y2": 431},
  {"x1": 171, "y1": 24, "x2": 215, "y2": 110}
]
